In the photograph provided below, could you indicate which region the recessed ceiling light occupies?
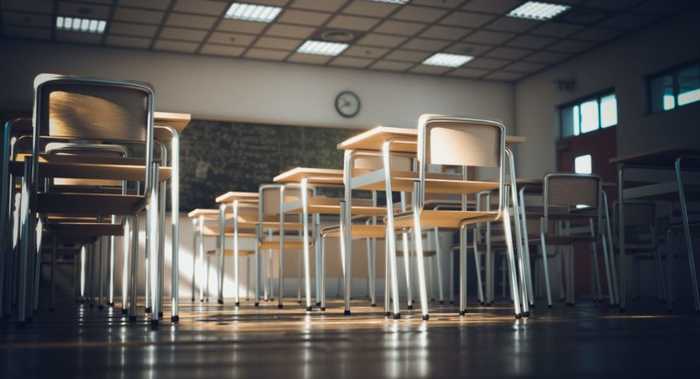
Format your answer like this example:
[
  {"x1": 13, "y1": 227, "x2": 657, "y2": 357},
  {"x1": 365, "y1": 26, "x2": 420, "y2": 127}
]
[
  {"x1": 56, "y1": 16, "x2": 106, "y2": 34},
  {"x1": 423, "y1": 53, "x2": 473, "y2": 68},
  {"x1": 225, "y1": 2, "x2": 282, "y2": 23},
  {"x1": 370, "y1": 0, "x2": 410, "y2": 4},
  {"x1": 297, "y1": 40, "x2": 349, "y2": 56},
  {"x1": 508, "y1": 1, "x2": 571, "y2": 21}
]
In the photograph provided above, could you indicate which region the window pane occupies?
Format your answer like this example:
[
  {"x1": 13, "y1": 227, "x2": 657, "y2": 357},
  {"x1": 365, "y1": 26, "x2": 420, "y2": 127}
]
[
  {"x1": 600, "y1": 94, "x2": 617, "y2": 128},
  {"x1": 561, "y1": 105, "x2": 576, "y2": 137},
  {"x1": 574, "y1": 154, "x2": 592, "y2": 174},
  {"x1": 580, "y1": 100, "x2": 599, "y2": 134},
  {"x1": 650, "y1": 74, "x2": 675, "y2": 112},
  {"x1": 678, "y1": 64, "x2": 700, "y2": 107}
]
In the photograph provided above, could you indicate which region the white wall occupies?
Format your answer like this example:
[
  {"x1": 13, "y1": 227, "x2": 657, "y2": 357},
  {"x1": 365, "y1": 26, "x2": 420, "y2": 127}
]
[
  {"x1": 0, "y1": 39, "x2": 515, "y2": 131},
  {"x1": 515, "y1": 12, "x2": 700, "y2": 178}
]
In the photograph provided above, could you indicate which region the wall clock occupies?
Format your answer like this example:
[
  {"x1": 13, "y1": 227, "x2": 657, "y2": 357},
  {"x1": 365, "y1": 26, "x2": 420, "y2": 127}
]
[{"x1": 335, "y1": 91, "x2": 361, "y2": 118}]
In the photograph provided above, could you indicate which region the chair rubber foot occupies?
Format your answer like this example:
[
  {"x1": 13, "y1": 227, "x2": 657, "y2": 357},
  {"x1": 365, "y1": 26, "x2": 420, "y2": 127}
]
[
  {"x1": 235, "y1": 302, "x2": 240, "y2": 307},
  {"x1": 200, "y1": 300, "x2": 204, "y2": 303},
  {"x1": 370, "y1": 303, "x2": 377, "y2": 307},
  {"x1": 277, "y1": 304, "x2": 283, "y2": 309},
  {"x1": 191, "y1": 298, "x2": 195, "y2": 302},
  {"x1": 171, "y1": 315, "x2": 179, "y2": 323},
  {"x1": 422, "y1": 314, "x2": 430, "y2": 321},
  {"x1": 217, "y1": 300, "x2": 224, "y2": 305},
  {"x1": 407, "y1": 305, "x2": 413, "y2": 310},
  {"x1": 316, "y1": 302, "x2": 321, "y2": 307},
  {"x1": 547, "y1": 305, "x2": 552, "y2": 308},
  {"x1": 385, "y1": 312, "x2": 391, "y2": 317},
  {"x1": 344, "y1": 310, "x2": 351, "y2": 316},
  {"x1": 158, "y1": 312, "x2": 163, "y2": 318},
  {"x1": 320, "y1": 307, "x2": 326, "y2": 311},
  {"x1": 145, "y1": 307, "x2": 152, "y2": 313},
  {"x1": 392, "y1": 313, "x2": 401, "y2": 320},
  {"x1": 459, "y1": 310, "x2": 467, "y2": 316},
  {"x1": 515, "y1": 313, "x2": 522, "y2": 319},
  {"x1": 108, "y1": 302, "x2": 114, "y2": 307},
  {"x1": 254, "y1": 302, "x2": 260, "y2": 307},
  {"x1": 297, "y1": 300, "x2": 303, "y2": 305},
  {"x1": 522, "y1": 312, "x2": 530, "y2": 317},
  {"x1": 122, "y1": 309, "x2": 128, "y2": 315},
  {"x1": 306, "y1": 306, "x2": 313, "y2": 312}
]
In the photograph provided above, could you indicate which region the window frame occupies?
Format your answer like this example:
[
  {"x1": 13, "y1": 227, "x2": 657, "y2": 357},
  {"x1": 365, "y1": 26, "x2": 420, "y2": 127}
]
[
  {"x1": 558, "y1": 88, "x2": 617, "y2": 139},
  {"x1": 647, "y1": 59, "x2": 700, "y2": 114}
]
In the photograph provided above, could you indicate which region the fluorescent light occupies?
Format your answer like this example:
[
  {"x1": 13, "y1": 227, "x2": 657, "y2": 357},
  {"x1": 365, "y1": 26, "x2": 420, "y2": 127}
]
[
  {"x1": 423, "y1": 53, "x2": 473, "y2": 68},
  {"x1": 370, "y1": 0, "x2": 410, "y2": 4},
  {"x1": 297, "y1": 40, "x2": 349, "y2": 56},
  {"x1": 56, "y1": 16, "x2": 106, "y2": 34},
  {"x1": 508, "y1": 1, "x2": 570, "y2": 21},
  {"x1": 225, "y1": 2, "x2": 282, "y2": 23}
]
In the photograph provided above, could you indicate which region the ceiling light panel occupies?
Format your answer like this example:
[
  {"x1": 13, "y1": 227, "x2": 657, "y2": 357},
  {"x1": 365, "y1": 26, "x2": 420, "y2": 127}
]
[
  {"x1": 370, "y1": 0, "x2": 410, "y2": 4},
  {"x1": 508, "y1": 1, "x2": 571, "y2": 21},
  {"x1": 56, "y1": 16, "x2": 107, "y2": 34},
  {"x1": 225, "y1": 2, "x2": 282, "y2": 23},
  {"x1": 423, "y1": 53, "x2": 473, "y2": 68},
  {"x1": 297, "y1": 40, "x2": 349, "y2": 56}
]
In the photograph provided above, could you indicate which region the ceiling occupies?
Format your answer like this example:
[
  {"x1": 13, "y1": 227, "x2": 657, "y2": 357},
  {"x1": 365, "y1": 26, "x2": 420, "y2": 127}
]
[{"x1": 1, "y1": 0, "x2": 697, "y2": 82}]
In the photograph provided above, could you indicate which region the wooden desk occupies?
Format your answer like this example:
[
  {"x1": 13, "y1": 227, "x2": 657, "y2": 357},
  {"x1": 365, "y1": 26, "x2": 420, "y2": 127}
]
[
  {"x1": 154, "y1": 112, "x2": 191, "y2": 133},
  {"x1": 215, "y1": 191, "x2": 259, "y2": 204}
]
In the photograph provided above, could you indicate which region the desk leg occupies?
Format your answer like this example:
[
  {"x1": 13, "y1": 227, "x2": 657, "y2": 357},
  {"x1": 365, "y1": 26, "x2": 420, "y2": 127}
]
[
  {"x1": 301, "y1": 178, "x2": 313, "y2": 311},
  {"x1": 218, "y1": 203, "x2": 226, "y2": 305},
  {"x1": 618, "y1": 165, "x2": 626, "y2": 311},
  {"x1": 382, "y1": 142, "x2": 401, "y2": 319},
  {"x1": 675, "y1": 158, "x2": 700, "y2": 312},
  {"x1": 400, "y1": 192, "x2": 413, "y2": 309},
  {"x1": 169, "y1": 130, "x2": 180, "y2": 322},
  {"x1": 278, "y1": 187, "x2": 285, "y2": 309},
  {"x1": 314, "y1": 213, "x2": 321, "y2": 307}
]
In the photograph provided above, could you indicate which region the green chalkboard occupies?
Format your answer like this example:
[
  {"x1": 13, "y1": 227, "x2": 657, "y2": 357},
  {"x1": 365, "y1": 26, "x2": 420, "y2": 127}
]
[{"x1": 179, "y1": 119, "x2": 358, "y2": 211}]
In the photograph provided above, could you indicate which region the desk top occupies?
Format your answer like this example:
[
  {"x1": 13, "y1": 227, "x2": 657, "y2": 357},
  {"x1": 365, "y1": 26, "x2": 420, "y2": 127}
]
[
  {"x1": 337, "y1": 126, "x2": 526, "y2": 152},
  {"x1": 154, "y1": 112, "x2": 191, "y2": 133},
  {"x1": 215, "y1": 191, "x2": 259, "y2": 204},
  {"x1": 273, "y1": 167, "x2": 344, "y2": 185},
  {"x1": 610, "y1": 148, "x2": 700, "y2": 168}
]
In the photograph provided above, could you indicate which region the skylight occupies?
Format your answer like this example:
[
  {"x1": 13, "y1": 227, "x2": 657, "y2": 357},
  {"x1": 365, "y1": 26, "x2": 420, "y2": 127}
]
[
  {"x1": 225, "y1": 2, "x2": 282, "y2": 23},
  {"x1": 508, "y1": 1, "x2": 571, "y2": 21},
  {"x1": 297, "y1": 40, "x2": 349, "y2": 56},
  {"x1": 423, "y1": 53, "x2": 473, "y2": 68},
  {"x1": 56, "y1": 16, "x2": 107, "y2": 34}
]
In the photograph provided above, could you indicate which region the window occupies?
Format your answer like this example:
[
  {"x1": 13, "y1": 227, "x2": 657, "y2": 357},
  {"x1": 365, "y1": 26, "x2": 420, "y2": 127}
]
[
  {"x1": 560, "y1": 91, "x2": 617, "y2": 138},
  {"x1": 649, "y1": 61, "x2": 700, "y2": 113},
  {"x1": 574, "y1": 154, "x2": 592, "y2": 174}
]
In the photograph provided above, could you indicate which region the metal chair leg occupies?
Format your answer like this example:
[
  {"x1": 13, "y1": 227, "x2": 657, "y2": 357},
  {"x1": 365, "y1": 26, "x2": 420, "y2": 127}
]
[
  {"x1": 675, "y1": 157, "x2": 700, "y2": 311},
  {"x1": 128, "y1": 216, "x2": 139, "y2": 321},
  {"x1": 502, "y1": 208, "x2": 522, "y2": 318},
  {"x1": 434, "y1": 228, "x2": 444, "y2": 303}
]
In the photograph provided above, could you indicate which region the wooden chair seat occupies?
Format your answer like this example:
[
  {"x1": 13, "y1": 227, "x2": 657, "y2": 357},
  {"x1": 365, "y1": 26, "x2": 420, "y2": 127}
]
[
  {"x1": 394, "y1": 210, "x2": 499, "y2": 229},
  {"x1": 322, "y1": 224, "x2": 386, "y2": 239},
  {"x1": 354, "y1": 170, "x2": 499, "y2": 194},
  {"x1": 37, "y1": 193, "x2": 145, "y2": 215},
  {"x1": 206, "y1": 249, "x2": 254, "y2": 257},
  {"x1": 10, "y1": 159, "x2": 172, "y2": 181},
  {"x1": 259, "y1": 240, "x2": 309, "y2": 251}
]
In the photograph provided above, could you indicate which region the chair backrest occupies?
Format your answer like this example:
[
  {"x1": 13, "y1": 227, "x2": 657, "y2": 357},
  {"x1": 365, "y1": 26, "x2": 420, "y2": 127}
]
[
  {"x1": 32, "y1": 74, "x2": 155, "y2": 187},
  {"x1": 416, "y1": 114, "x2": 505, "y2": 210},
  {"x1": 543, "y1": 173, "x2": 600, "y2": 230},
  {"x1": 258, "y1": 184, "x2": 312, "y2": 220},
  {"x1": 353, "y1": 154, "x2": 412, "y2": 172}
]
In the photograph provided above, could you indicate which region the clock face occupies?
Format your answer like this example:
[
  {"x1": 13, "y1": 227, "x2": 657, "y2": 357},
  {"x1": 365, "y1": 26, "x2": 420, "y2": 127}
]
[{"x1": 335, "y1": 91, "x2": 361, "y2": 118}]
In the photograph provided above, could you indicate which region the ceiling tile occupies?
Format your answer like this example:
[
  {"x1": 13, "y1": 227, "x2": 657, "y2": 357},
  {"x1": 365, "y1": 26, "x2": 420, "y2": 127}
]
[
  {"x1": 385, "y1": 50, "x2": 431, "y2": 63},
  {"x1": 159, "y1": 27, "x2": 208, "y2": 42},
  {"x1": 200, "y1": 44, "x2": 246, "y2": 57},
  {"x1": 58, "y1": 1, "x2": 111, "y2": 19},
  {"x1": 56, "y1": 30, "x2": 102, "y2": 44},
  {"x1": 119, "y1": 0, "x2": 171, "y2": 10},
  {"x1": 374, "y1": 20, "x2": 425, "y2": 36},
  {"x1": 327, "y1": 15, "x2": 380, "y2": 31},
  {"x1": 265, "y1": 23, "x2": 316, "y2": 39},
  {"x1": 371, "y1": 60, "x2": 413, "y2": 72},
  {"x1": 106, "y1": 35, "x2": 152, "y2": 49},
  {"x1": 343, "y1": 0, "x2": 398, "y2": 17},
  {"x1": 440, "y1": 12, "x2": 495, "y2": 28},
  {"x1": 2, "y1": 12, "x2": 52, "y2": 28},
  {"x1": 507, "y1": 34, "x2": 556, "y2": 49},
  {"x1": 330, "y1": 56, "x2": 374, "y2": 68},
  {"x1": 466, "y1": 57, "x2": 511, "y2": 69},
  {"x1": 504, "y1": 61, "x2": 546, "y2": 73},
  {"x1": 278, "y1": 9, "x2": 331, "y2": 26},
  {"x1": 485, "y1": 17, "x2": 538, "y2": 33},
  {"x1": 113, "y1": 7, "x2": 165, "y2": 24},
  {"x1": 444, "y1": 42, "x2": 492, "y2": 56},
  {"x1": 154, "y1": 39, "x2": 200, "y2": 53},
  {"x1": 484, "y1": 71, "x2": 524, "y2": 81},
  {"x1": 571, "y1": 27, "x2": 622, "y2": 41},
  {"x1": 485, "y1": 47, "x2": 531, "y2": 60},
  {"x1": 420, "y1": 25, "x2": 471, "y2": 41},
  {"x1": 547, "y1": 39, "x2": 595, "y2": 53},
  {"x1": 207, "y1": 31, "x2": 257, "y2": 46},
  {"x1": 2, "y1": 25, "x2": 51, "y2": 39},
  {"x1": 357, "y1": 33, "x2": 407, "y2": 48},
  {"x1": 411, "y1": 65, "x2": 451, "y2": 75},
  {"x1": 392, "y1": 5, "x2": 447, "y2": 23},
  {"x1": 288, "y1": 53, "x2": 332, "y2": 65},
  {"x1": 245, "y1": 48, "x2": 289, "y2": 61},
  {"x1": 2, "y1": 0, "x2": 53, "y2": 14},
  {"x1": 601, "y1": 12, "x2": 658, "y2": 30},
  {"x1": 343, "y1": 45, "x2": 390, "y2": 58},
  {"x1": 217, "y1": 19, "x2": 267, "y2": 34},
  {"x1": 462, "y1": 0, "x2": 522, "y2": 14},
  {"x1": 585, "y1": 0, "x2": 640, "y2": 10},
  {"x1": 166, "y1": 13, "x2": 218, "y2": 29},
  {"x1": 402, "y1": 38, "x2": 451, "y2": 52},
  {"x1": 463, "y1": 30, "x2": 514, "y2": 45},
  {"x1": 530, "y1": 22, "x2": 583, "y2": 37},
  {"x1": 254, "y1": 36, "x2": 301, "y2": 50},
  {"x1": 291, "y1": 0, "x2": 346, "y2": 12},
  {"x1": 523, "y1": 50, "x2": 571, "y2": 64},
  {"x1": 558, "y1": 8, "x2": 608, "y2": 25},
  {"x1": 448, "y1": 67, "x2": 490, "y2": 78},
  {"x1": 174, "y1": 0, "x2": 229, "y2": 16},
  {"x1": 245, "y1": 0, "x2": 291, "y2": 5},
  {"x1": 109, "y1": 22, "x2": 159, "y2": 38},
  {"x1": 412, "y1": 0, "x2": 464, "y2": 8}
]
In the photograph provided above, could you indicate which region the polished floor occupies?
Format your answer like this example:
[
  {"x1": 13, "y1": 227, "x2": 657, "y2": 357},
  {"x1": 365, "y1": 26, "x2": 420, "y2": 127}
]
[{"x1": 2, "y1": 296, "x2": 700, "y2": 379}]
